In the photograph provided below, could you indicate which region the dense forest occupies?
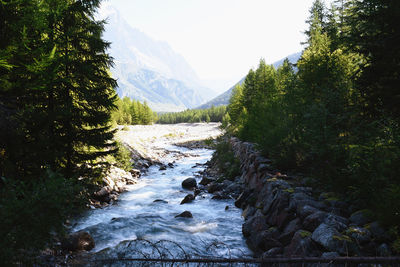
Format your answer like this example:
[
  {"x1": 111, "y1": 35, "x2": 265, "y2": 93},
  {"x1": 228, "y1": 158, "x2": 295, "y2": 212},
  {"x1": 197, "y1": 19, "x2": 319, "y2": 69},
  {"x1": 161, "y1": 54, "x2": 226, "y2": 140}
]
[
  {"x1": 224, "y1": 0, "x2": 400, "y2": 231},
  {"x1": 111, "y1": 96, "x2": 157, "y2": 125},
  {"x1": 157, "y1": 105, "x2": 226, "y2": 124},
  {"x1": 0, "y1": 0, "x2": 119, "y2": 263}
]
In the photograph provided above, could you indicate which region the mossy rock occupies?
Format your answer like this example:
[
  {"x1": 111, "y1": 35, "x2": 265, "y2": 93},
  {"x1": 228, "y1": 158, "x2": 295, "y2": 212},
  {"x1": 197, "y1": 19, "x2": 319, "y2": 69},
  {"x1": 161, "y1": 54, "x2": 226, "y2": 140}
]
[{"x1": 299, "y1": 230, "x2": 312, "y2": 238}]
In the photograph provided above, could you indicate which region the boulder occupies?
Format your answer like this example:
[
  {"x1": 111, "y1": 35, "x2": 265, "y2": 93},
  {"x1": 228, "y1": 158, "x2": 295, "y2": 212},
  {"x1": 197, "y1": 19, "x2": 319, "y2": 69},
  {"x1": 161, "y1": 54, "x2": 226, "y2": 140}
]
[
  {"x1": 324, "y1": 214, "x2": 349, "y2": 232},
  {"x1": 303, "y1": 211, "x2": 328, "y2": 232},
  {"x1": 180, "y1": 194, "x2": 195, "y2": 204},
  {"x1": 349, "y1": 210, "x2": 371, "y2": 226},
  {"x1": 175, "y1": 211, "x2": 193, "y2": 218},
  {"x1": 168, "y1": 162, "x2": 174, "y2": 168},
  {"x1": 199, "y1": 176, "x2": 213, "y2": 186},
  {"x1": 252, "y1": 232, "x2": 282, "y2": 253},
  {"x1": 62, "y1": 231, "x2": 95, "y2": 252},
  {"x1": 235, "y1": 190, "x2": 251, "y2": 208},
  {"x1": 242, "y1": 205, "x2": 256, "y2": 219},
  {"x1": 247, "y1": 226, "x2": 281, "y2": 253},
  {"x1": 242, "y1": 215, "x2": 268, "y2": 238},
  {"x1": 159, "y1": 165, "x2": 167, "y2": 171},
  {"x1": 284, "y1": 230, "x2": 317, "y2": 257},
  {"x1": 224, "y1": 182, "x2": 243, "y2": 196},
  {"x1": 311, "y1": 223, "x2": 354, "y2": 255},
  {"x1": 261, "y1": 187, "x2": 290, "y2": 216},
  {"x1": 346, "y1": 226, "x2": 371, "y2": 244},
  {"x1": 297, "y1": 205, "x2": 320, "y2": 219},
  {"x1": 207, "y1": 182, "x2": 224, "y2": 193},
  {"x1": 182, "y1": 178, "x2": 197, "y2": 189},
  {"x1": 278, "y1": 218, "x2": 301, "y2": 246}
]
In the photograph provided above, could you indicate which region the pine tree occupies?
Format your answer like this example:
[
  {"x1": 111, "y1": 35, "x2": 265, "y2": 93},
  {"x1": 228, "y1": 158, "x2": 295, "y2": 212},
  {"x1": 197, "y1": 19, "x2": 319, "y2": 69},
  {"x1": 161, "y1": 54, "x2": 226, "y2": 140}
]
[
  {"x1": 44, "y1": 0, "x2": 117, "y2": 177},
  {"x1": 345, "y1": 0, "x2": 400, "y2": 118},
  {"x1": 304, "y1": 0, "x2": 328, "y2": 44}
]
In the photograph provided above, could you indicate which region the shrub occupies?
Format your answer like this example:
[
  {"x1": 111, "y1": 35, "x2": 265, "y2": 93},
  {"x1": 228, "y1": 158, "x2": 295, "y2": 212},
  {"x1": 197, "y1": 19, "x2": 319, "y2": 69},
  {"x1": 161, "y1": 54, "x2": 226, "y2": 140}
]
[
  {"x1": 113, "y1": 141, "x2": 133, "y2": 171},
  {"x1": 0, "y1": 170, "x2": 85, "y2": 264}
]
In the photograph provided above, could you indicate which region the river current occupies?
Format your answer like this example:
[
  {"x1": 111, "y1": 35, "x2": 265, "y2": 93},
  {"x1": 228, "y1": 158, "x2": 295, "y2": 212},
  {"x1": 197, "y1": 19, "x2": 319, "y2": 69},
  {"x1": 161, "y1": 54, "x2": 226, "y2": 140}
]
[{"x1": 71, "y1": 142, "x2": 252, "y2": 261}]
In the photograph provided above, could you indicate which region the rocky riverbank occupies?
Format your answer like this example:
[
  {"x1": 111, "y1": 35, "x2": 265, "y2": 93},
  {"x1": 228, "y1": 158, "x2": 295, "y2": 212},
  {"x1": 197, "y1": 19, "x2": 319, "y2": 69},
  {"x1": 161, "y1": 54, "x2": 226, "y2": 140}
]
[{"x1": 200, "y1": 137, "x2": 396, "y2": 258}]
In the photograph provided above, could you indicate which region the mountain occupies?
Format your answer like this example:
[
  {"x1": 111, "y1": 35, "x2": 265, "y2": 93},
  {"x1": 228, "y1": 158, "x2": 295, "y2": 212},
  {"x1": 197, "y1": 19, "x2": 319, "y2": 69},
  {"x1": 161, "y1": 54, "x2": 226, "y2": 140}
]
[
  {"x1": 98, "y1": 5, "x2": 216, "y2": 112},
  {"x1": 197, "y1": 52, "x2": 302, "y2": 109}
]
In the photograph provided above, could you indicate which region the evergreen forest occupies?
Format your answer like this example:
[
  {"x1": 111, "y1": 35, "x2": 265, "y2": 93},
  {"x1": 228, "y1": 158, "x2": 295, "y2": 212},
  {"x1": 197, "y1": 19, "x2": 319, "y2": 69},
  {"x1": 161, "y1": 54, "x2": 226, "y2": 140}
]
[
  {"x1": 111, "y1": 96, "x2": 157, "y2": 125},
  {"x1": 157, "y1": 105, "x2": 226, "y2": 124},
  {"x1": 223, "y1": 0, "x2": 400, "y2": 229}
]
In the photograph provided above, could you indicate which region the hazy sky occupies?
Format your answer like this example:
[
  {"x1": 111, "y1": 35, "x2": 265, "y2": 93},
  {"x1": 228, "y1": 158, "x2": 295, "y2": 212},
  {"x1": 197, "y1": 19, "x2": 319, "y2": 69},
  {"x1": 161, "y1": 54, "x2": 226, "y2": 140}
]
[{"x1": 102, "y1": 0, "x2": 332, "y2": 92}]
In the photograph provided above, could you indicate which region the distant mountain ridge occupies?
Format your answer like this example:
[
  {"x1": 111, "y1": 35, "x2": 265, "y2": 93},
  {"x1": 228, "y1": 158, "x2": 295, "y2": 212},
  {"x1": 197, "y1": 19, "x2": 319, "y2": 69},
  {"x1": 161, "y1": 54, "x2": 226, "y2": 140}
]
[
  {"x1": 197, "y1": 52, "x2": 302, "y2": 109},
  {"x1": 98, "y1": 5, "x2": 216, "y2": 112}
]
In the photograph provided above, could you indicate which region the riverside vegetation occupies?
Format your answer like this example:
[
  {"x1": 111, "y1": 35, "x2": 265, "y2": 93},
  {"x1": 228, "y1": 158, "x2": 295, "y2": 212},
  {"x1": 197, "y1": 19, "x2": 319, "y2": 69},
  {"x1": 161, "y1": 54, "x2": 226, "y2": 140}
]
[{"x1": 220, "y1": 0, "x2": 400, "y2": 254}]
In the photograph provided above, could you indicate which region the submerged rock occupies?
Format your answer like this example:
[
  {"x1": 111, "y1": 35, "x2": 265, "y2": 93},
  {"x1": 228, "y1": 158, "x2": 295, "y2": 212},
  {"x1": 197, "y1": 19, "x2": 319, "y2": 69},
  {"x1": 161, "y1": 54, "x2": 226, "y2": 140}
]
[
  {"x1": 153, "y1": 199, "x2": 168, "y2": 204},
  {"x1": 180, "y1": 194, "x2": 195, "y2": 204},
  {"x1": 175, "y1": 211, "x2": 193, "y2": 218}
]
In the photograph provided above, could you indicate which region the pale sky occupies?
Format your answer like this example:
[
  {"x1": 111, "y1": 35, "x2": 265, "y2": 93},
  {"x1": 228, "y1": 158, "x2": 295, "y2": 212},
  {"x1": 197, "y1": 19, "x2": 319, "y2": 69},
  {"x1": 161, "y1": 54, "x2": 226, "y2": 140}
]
[{"x1": 103, "y1": 0, "x2": 332, "y2": 92}]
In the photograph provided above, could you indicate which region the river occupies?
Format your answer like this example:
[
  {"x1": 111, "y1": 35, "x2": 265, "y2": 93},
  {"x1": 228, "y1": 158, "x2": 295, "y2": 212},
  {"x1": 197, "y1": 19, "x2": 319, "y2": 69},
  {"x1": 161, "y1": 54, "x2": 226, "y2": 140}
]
[{"x1": 71, "y1": 123, "x2": 252, "y2": 263}]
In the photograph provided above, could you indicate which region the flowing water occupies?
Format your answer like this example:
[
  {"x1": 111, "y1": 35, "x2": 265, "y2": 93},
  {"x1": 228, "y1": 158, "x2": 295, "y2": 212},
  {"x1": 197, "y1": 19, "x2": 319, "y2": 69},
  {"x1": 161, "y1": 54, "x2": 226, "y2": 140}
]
[{"x1": 72, "y1": 142, "x2": 252, "y2": 261}]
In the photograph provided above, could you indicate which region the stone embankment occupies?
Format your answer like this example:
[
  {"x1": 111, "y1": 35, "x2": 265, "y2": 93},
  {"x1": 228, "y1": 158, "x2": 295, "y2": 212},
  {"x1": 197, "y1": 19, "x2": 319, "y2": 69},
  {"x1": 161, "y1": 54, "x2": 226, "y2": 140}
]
[{"x1": 202, "y1": 137, "x2": 394, "y2": 258}]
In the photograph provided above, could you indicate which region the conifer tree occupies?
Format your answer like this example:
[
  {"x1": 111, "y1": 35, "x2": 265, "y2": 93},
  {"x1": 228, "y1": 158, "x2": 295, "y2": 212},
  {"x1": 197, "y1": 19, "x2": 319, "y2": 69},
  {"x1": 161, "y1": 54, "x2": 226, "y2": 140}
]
[
  {"x1": 49, "y1": 0, "x2": 117, "y2": 177},
  {"x1": 345, "y1": 0, "x2": 400, "y2": 117}
]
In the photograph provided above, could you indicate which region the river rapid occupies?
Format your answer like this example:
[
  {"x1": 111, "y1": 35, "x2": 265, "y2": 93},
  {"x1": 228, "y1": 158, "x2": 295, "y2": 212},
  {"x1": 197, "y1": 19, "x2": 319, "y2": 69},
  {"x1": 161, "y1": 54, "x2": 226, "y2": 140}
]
[{"x1": 71, "y1": 123, "x2": 252, "y2": 261}]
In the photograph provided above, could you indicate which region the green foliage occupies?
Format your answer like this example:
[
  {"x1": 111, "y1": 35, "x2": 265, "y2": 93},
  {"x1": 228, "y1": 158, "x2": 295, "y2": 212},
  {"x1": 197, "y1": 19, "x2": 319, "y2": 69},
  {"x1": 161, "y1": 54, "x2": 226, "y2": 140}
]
[
  {"x1": 0, "y1": 0, "x2": 117, "y2": 180},
  {"x1": 157, "y1": 105, "x2": 226, "y2": 124},
  {"x1": 0, "y1": 170, "x2": 85, "y2": 264},
  {"x1": 224, "y1": 0, "x2": 400, "y2": 228},
  {"x1": 344, "y1": 0, "x2": 400, "y2": 118},
  {"x1": 0, "y1": 0, "x2": 118, "y2": 263},
  {"x1": 113, "y1": 141, "x2": 133, "y2": 171},
  {"x1": 214, "y1": 138, "x2": 241, "y2": 180},
  {"x1": 111, "y1": 96, "x2": 156, "y2": 125}
]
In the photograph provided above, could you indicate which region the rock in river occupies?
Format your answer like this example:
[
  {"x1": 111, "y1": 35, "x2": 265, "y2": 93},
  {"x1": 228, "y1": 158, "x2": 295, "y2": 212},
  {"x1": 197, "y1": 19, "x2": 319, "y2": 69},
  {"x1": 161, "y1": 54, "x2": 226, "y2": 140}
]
[
  {"x1": 180, "y1": 194, "x2": 195, "y2": 204},
  {"x1": 153, "y1": 199, "x2": 168, "y2": 204},
  {"x1": 175, "y1": 211, "x2": 193, "y2": 218},
  {"x1": 182, "y1": 178, "x2": 197, "y2": 189}
]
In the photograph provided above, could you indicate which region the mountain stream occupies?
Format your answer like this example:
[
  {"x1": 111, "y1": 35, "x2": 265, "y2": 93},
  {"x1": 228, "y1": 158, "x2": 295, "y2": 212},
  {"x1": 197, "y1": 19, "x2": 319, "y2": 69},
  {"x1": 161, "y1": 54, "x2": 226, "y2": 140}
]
[{"x1": 71, "y1": 124, "x2": 252, "y2": 262}]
